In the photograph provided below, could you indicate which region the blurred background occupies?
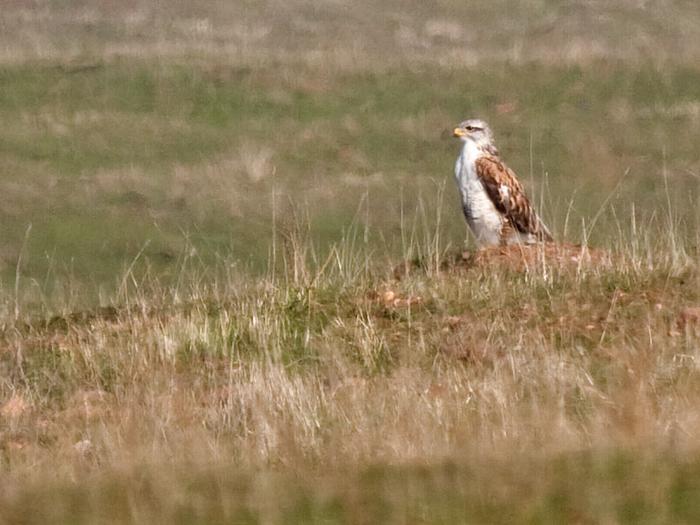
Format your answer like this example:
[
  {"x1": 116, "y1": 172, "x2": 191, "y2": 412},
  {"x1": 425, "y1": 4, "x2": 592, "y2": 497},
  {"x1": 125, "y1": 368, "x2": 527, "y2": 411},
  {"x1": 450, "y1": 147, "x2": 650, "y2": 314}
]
[{"x1": 1, "y1": 0, "x2": 699, "y2": 306}]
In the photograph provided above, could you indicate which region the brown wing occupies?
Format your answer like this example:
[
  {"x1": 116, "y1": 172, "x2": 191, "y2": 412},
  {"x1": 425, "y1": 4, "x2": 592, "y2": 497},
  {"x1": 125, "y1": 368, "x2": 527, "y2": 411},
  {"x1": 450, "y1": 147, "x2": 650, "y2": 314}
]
[{"x1": 475, "y1": 156, "x2": 552, "y2": 241}]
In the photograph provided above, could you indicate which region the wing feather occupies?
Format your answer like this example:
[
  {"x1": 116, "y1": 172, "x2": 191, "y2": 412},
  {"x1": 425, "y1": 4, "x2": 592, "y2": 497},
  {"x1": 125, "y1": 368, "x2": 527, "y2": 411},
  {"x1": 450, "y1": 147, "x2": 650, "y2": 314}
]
[{"x1": 475, "y1": 156, "x2": 552, "y2": 241}]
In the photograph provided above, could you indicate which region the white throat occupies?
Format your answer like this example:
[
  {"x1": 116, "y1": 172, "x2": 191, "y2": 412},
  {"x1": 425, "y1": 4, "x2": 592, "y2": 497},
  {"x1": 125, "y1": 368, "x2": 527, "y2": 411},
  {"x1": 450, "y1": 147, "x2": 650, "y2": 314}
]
[{"x1": 460, "y1": 139, "x2": 482, "y2": 162}]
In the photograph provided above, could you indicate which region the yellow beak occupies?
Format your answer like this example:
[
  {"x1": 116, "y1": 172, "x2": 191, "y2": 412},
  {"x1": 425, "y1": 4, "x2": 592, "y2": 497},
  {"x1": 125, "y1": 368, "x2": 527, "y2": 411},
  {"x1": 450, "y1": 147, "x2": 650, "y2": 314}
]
[{"x1": 453, "y1": 127, "x2": 466, "y2": 137}]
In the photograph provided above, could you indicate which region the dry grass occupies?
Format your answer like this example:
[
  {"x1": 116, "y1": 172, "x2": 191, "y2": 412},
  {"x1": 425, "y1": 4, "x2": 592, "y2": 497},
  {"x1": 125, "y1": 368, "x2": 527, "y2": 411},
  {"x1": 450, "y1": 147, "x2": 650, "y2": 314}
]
[
  {"x1": 2, "y1": 0, "x2": 699, "y2": 67},
  {"x1": 2, "y1": 222, "x2": 700, "y2": 521}
]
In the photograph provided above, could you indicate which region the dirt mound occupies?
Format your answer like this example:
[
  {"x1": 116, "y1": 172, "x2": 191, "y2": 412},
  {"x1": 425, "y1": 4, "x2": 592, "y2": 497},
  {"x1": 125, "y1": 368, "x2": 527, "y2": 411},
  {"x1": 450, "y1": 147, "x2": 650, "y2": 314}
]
[
  {"x1": 394, "y1": 243, "x2": 610, "y2": 278},
  {"x1": 462, "y1": 242, "x2": 610, "y2": 271}
]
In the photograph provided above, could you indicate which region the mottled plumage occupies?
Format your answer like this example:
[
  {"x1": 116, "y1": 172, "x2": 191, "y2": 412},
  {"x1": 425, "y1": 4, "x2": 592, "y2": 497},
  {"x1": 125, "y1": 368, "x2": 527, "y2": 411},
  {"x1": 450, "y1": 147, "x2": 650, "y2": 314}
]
[{"x1": 453, "y1": 119, "x2": 552, "y2": 246}]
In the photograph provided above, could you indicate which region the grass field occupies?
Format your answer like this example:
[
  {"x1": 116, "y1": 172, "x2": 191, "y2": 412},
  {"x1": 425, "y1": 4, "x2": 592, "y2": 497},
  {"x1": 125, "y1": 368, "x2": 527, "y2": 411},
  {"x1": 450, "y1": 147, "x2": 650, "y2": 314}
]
[{"x1": 2, "y1": 1, "x2": 700, "y2": 523}]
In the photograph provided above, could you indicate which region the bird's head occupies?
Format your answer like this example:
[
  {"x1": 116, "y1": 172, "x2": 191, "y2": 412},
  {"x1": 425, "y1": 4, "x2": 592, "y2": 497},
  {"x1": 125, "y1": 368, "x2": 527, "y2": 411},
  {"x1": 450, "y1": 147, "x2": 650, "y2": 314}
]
[{"x1": 452, "y1": 119, "x2": 495, "y2": 148}]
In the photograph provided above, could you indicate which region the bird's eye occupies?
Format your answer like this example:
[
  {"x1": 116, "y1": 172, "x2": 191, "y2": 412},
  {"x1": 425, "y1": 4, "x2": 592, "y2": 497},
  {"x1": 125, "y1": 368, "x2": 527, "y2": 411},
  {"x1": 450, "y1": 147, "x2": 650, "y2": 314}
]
[{"x1": 465, "y1": 126, "x2": 474, "y2": 131}]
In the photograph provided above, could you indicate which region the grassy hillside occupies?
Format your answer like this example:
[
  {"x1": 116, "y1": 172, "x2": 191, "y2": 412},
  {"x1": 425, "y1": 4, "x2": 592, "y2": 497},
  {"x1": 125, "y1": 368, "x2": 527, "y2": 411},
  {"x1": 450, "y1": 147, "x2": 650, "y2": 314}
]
[
  {"x1": 3, "y1": 241, "x2": 700, "y2": 522},
  {"x1": 1, "y1": 1, "x2": 700, "y2": 523}
]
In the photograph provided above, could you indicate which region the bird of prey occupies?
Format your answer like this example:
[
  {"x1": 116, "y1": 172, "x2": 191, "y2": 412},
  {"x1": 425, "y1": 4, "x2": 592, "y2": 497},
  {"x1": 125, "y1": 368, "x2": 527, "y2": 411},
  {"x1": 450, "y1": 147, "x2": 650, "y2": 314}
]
[{"x1": 452, "y1": 119, "x2": 552, "y2": 246}]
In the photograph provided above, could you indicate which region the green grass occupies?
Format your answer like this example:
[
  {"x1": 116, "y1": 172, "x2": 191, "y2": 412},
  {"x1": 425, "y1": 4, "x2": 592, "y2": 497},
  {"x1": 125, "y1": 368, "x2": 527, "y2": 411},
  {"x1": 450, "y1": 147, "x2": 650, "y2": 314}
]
[
  {"x1": 2, "y1": 61, "x2": 699, "y2": 305},
  {"x1": 3, "y1": 453, "x2": 700, "y2": 524}
]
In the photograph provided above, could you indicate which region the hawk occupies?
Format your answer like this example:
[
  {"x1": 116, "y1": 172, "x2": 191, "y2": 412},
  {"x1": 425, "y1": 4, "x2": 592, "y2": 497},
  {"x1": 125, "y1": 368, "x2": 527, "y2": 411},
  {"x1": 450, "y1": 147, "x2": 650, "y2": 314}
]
[{"x1": 453, "y1": 119, "x2": 552, "y2": 246}]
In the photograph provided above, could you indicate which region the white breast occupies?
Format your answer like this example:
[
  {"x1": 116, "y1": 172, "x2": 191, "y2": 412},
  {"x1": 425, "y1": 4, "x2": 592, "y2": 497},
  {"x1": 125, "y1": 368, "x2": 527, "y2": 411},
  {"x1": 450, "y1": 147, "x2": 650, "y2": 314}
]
[{"x1": 454, "y1": 141, "x2": 503, "y2": 246}]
